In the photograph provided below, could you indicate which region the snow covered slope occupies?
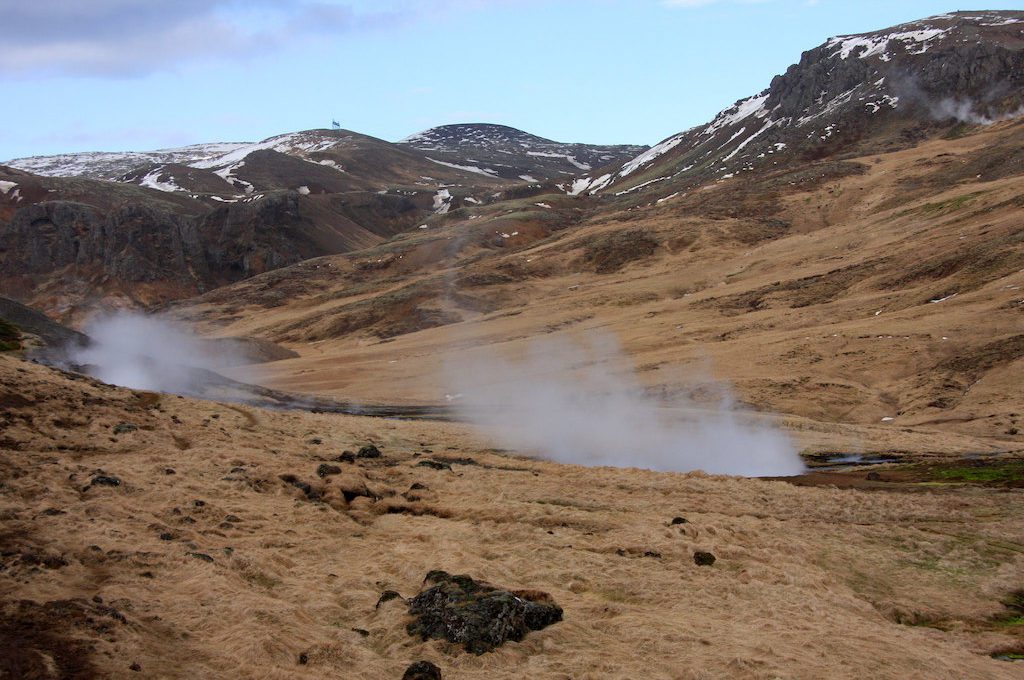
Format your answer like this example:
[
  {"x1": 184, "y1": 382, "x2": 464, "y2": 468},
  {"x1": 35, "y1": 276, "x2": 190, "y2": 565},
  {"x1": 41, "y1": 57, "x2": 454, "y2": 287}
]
[
  {"x1": 572, "y1": 11, "x2": 1024, "y2": 198},
  {"x1": 399, "y1": 123, "x2": 646, "y2": 182}
]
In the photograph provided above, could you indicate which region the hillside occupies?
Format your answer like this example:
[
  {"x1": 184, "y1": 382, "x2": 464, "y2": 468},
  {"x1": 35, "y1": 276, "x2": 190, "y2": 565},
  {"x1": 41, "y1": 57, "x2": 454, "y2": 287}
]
[
  {"x1": 569, "y1": 11, "x2": 1024, "y2": 198},
  {"x1": 0, "y1": 130, "x2": 516, "y2": 321},
  {"x1": 1, "y1": 355, "x2": 1023, "y2": 678},
  {"x1": 169, "y1": 68, "x2": 1024, "y2": 453}
]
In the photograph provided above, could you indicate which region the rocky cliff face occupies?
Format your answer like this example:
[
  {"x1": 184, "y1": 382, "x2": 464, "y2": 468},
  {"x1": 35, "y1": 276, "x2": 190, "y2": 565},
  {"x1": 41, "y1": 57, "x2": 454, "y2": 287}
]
[
  {"x1": 572, "y1": 11, "x2": 1024, "y2": 198},
  {"x1": 0, "y1": 166, "x2": 423, "y2": 321}
]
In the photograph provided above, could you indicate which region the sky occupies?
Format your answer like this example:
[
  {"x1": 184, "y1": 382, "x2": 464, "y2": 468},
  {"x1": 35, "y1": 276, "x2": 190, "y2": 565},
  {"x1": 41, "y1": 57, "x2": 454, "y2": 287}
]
[{"x1": 2, "y1": 0, "x2": 1022, "y2": 159}]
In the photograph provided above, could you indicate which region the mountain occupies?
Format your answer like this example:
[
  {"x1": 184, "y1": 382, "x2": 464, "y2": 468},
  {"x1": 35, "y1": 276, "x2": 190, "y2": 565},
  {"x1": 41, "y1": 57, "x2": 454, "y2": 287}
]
[
  {"x1": 398, "y1": 123, "x2": 647, "y2": 182},
  {"x1": 166, "y1": 11, "x2": 1024, "y2": 449},
  {"x1": 570, "y1": 11, "x2": 1024, "y2": 197},
  {"x1": 7, "y1": 128, "x2": 509, "y2": 195},
  {"x1": 0, "y1": 130, "x2": 520, "y2": 321},
  {"x1": 1, "y1": 126, "x2": 649, "y2": 319}
]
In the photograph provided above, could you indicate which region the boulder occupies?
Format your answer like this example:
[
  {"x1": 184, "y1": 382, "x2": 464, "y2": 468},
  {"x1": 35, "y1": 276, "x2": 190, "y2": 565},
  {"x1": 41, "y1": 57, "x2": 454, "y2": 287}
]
[
  {"x1": 403, "y1": 661, "x2": 441, "y2": 680},
  {"x1": 406, "y1": 571, "x2": 562, "y2": 654}
]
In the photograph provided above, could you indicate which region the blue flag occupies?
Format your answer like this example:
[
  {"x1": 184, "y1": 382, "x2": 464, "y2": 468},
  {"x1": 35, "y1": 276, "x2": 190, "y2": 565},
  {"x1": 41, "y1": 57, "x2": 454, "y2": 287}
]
[{"x1": 331, "y1": 119, "x2": 341, "y2": 129}]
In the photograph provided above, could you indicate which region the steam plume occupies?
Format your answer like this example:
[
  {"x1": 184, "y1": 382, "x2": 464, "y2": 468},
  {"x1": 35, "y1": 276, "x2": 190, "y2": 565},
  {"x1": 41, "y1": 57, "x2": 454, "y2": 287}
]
[
  {"x1": 70, "y1": 311, "x2": 246, "y2": 394},
  {"x1": 447, "y1": 333, "x2": 804, "y2": 477}
]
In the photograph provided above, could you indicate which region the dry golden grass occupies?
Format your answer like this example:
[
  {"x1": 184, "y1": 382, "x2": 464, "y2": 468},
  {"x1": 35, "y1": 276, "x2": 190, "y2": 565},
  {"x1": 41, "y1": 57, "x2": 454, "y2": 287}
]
[
  {"x1": 2, "y1": 355, "x2": 1023, "y2": 678},
  {"x1": 171, "y1": 119, "x2": 1024, "y2": 459}
]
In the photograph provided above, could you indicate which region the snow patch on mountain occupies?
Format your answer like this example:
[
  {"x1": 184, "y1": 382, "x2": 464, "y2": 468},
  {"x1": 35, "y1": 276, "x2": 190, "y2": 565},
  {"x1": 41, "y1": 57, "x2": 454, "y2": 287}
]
[
  {"x1": 826, "y1": 28, "x2": 948, "y2": 60},
  {"x1": 433, "y1": 189, "x2": 452, "y2": 214},
  {"x1": 426, "y1": 157, "x2": 499, "y2": 176},
  {"x1": 138, "y1": 167, "x2": 183, "y2": 193}
]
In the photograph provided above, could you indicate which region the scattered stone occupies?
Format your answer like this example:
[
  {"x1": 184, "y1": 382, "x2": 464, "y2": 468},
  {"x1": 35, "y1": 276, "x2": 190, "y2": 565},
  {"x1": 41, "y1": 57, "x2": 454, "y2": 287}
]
[
  {"x1": 230, "y1": 466, "x2": 246, "y2": 473},
  {"x1": 376, "y1": 590, "x2": 404, "y2": 608},
  {"x1": 694, "y1": 551, "x2": 716, "y2": 566},
  {"x1": 416, "y1": 460, "x2": 451, "y2": 471},
  {"x1": 866, "y1": 471, "x2": 882, "y2": 481},
  {"x1": 164, "y1": 468, "x2": 176, "y2": 475},
  {"x1": 409, "y1": 483, "x2": 427, "y2": 491},
  {"x1": 112, "y1": 422, "x2": 137, "y2": 435},
  {"x1": 224, "y1": 515, "x2": 242, "y2": 523},
  {"x1": 193, "y1": 500, "x2": 206, "y2": 507},
  {"x1": 308, "y1": 438, "x2": 323, "y2": 445},
  {"x1": 357, "y1": 444, "x2": 382, "y2": 459},
  {"x1": 89, "y1": 474, "x2": 122, "y2": 488},
  {"x1": 130, "y1": 663, "x2": 141, "y2": 672},
  {"x1": 336, "y1": 451, "x2": 356, "y2": 463},
  {"x1": 670, "y1": 517, "x2": 688, "y2": 525},
  {"x1": 187, "y1": 552, "x2": 214, "y2": 563},
  {"x1": 406, "y1": 570, "x2": 562, "y2": 654},
  {"x1": 351, "y1": 628, "x2": 370, "y2": 637},
  {"x1": 317, "y1": 463, "x2": 342, "y2": 478},
  {"x1": 159, "y1": 532, "x2": 175, "y2": 541},
  {"x1": 298, "y1": 652, "x2": 309, "y2": 665},
  {"x1": 436, "y1": 456, "x2": 478, "y2": 466},
  {"x1": 42, "y1": 508, "x2": 66, "y2": 516},
  {"x1": 403, "y1": 660, "x2": 442, "y2": 680}
]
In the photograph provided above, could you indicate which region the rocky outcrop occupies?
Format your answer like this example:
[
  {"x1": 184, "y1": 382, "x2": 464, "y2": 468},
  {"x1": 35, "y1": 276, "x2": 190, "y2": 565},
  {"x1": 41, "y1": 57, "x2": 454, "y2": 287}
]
[
  {"x1": 406, "y1": 571, "x2": 562, "y2": 654},
  {"x1": 0, "y1": 166, "x2": 415, "y2": 319},
  {"x1": 575, "y1": 11, "x2": 1024, "y2": 198}
]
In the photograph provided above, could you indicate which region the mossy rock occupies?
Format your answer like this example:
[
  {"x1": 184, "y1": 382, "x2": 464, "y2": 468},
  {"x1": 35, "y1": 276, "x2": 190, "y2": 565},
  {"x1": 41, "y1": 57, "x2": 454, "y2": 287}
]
[{"x1": 406, "y1": 571, "x2": 562, "y2": 654}]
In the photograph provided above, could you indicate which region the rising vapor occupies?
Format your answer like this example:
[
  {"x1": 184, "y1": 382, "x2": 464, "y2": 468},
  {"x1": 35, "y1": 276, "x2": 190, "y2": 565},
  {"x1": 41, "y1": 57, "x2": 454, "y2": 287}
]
[
  {"x1": 446, "y1": 333, "x2": 805, "y2": 477},
  {"x1": 70, "y1": 311, "x2": 246, "y2": 394}
]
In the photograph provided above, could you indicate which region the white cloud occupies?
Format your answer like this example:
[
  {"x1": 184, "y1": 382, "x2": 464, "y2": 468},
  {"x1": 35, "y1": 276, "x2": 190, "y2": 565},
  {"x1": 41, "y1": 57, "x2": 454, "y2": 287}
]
[{"x1": 0, "y1": 0, "x2": 519, "y2": 77}]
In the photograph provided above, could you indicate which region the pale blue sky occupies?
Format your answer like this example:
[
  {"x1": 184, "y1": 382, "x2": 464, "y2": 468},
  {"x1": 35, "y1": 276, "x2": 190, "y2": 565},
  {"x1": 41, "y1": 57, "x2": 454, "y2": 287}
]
[{"x1": 2, "y1": 1, "x2": 1020, "y2": 159}]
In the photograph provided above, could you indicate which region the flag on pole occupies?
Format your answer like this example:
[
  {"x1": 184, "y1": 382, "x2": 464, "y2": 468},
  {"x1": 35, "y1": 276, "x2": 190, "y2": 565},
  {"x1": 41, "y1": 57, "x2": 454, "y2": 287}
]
[{"x1": 331, "y1": 119, "x2": 341, "y2": 129}]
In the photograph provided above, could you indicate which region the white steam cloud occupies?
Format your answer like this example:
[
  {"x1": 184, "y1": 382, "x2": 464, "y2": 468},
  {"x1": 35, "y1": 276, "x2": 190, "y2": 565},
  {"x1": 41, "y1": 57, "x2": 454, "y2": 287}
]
[
  {"x1": 929, "y1": 97, "x2": 1024, "y2": 126},
  {"x1": 71, "y1": 311, "x2": 246, "y2": 394},
  {"x1": 447, "y1": 333, "x2": 804, "y2": 477}
]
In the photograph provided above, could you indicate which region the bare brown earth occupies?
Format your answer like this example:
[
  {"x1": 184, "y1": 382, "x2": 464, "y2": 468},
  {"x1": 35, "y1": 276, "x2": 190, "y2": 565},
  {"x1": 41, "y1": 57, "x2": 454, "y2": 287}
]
[
  {"x1": 173, "y1": 117, "x2": 1024, "y2": 457},
  {"x1": 1, "y1": 355, "x2": 1023, "y2": 679}
]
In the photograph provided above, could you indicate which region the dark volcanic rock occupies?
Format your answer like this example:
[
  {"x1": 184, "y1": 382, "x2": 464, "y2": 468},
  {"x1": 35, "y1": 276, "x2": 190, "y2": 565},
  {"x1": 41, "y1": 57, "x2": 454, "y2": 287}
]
[
  {"x1": 694, "y1": 551, "x2": 717, "y2": 566},
  {"x1": 89, "y1": 474, "x2": 122, "y2": 488},
  {"x1": 376, "y1": 590, "x2": 404, "y2": 608},
  {"x1": 357, "y1": 444, "x2": 382, "y2": 459},
  {"x1": 416, "y1": 460, "x2": 451, "y2": 471},
  {"x1": 316, "y1": 463, "x2": 342, "y2": 478},
  {"x1": 403, "y1": 660, "x2": 442, "y2": 680},
  {"x1": 406, "y1": 570, "x2": 562, "y2": 654}
]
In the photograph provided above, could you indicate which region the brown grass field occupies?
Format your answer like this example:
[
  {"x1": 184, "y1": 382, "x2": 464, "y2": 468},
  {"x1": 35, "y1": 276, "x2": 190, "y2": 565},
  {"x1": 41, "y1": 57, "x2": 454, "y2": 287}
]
[{"x1": 2, "y1": 355, "x2": 1023, "y2": 678}]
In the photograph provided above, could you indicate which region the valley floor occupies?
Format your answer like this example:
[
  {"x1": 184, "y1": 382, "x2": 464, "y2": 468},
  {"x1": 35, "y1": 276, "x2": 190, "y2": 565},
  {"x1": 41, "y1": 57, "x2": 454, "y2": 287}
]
[{"x1": 2, "y1": 355, "x2": 1022, "y2": 679}]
